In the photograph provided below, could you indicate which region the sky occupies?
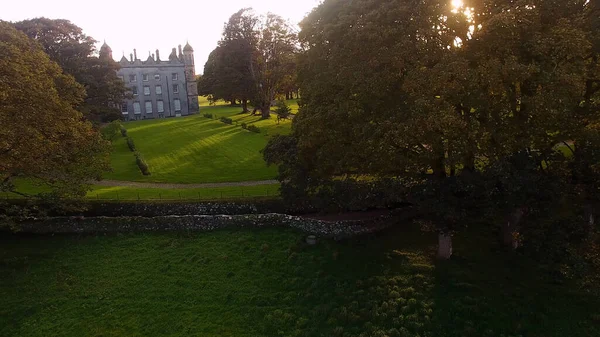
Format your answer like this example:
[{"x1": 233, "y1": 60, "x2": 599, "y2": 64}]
[{"x1": 1, "y1": 0, "x2": 322, "y2": 74}]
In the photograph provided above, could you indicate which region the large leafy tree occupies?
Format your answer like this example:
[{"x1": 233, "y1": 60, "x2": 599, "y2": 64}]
[
  {"x1": 250, "y1": 13, "x2": 298, "y2": 118},
  {"x1": 0, "y1": 21, "x2": 110, "y2": 203},
  {"x1": 202, "y1": 9, "x2": 297, "y2": 118},
  {"x1": 13, "y1": 18, "x2": 128, "y2": 123},
  {"x1": 265, "y1": 0, "x2": 599, "y2": 258}
]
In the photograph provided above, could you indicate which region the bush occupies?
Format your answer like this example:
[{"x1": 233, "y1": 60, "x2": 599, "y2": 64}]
[
  {"x1": 203, "y1": 113, "x2": 213, "y2": 119},
  {"x1": 126, "y1": 137, "x2": 136, "y2": 152},
  {"x1": 134, "y1": 151, "x2": 151, "y2": 175},
  {"x1": 275, "y1": 100, "x2": 292, "y2": 119},
  {"x1": 101, "y1": 120, "x2": 122, "y2": 141},
  {"x1": 220, "y1": 117, "x2": 233, "y2": 124},
  {"x1": 120, "y1": 125, "x2": 128, "y2": 137},
  {"x1": 241, "y1": 122, "x2": 247, "y2": 129},
  {"x1": 247, "y1": 124, "x2": 260, "y2": 133}
]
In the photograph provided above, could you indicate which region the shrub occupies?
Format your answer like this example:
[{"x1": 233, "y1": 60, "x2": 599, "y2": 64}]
[
  {"x1": 203, "y1": 113, "x2": 213, "y2": 119},
  {"x1": 241, "y1": 122, "x2": 247, "y2": 129},
  {"x1": 120, "y1": 125, "x2": 128, "y2": 137},
  {"x1": 275, "y1": 100, "x2": 292, "y2": 119},
  {"x1": 247, "y1": 124, "x2": 260, "y2": 133},
  {"x1": 220, "y1": 117, "x2": 233, "y2": 124},
  {"x1": 134, "y1": 151, "x2": 151, "y2": 175},
  {"x1": 101, "y1": 120, "x2": 122, "y2": 141},
  {"x1": 126, "y1": 137, "x2": 136, "y2": 152}
]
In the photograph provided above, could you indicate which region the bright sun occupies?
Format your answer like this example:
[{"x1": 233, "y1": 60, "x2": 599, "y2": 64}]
[{"x1": 452, "y1": 0, "x2": 464, "y2": 8}]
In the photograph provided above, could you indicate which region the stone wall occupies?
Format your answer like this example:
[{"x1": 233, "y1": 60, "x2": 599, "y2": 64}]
[
  {"x1": 17, "y1": 213, "x2": 395, "y2": 238},
  {"x1": 75, "y1": 200, "x2": 294, "y2": 217}
]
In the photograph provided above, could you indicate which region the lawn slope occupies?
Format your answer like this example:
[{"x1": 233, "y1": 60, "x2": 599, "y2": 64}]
[{"x1": 106, "y1": 99, "x2": 296, "y2": 184}]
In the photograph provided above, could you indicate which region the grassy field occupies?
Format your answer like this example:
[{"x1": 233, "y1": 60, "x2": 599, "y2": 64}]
[
  {"x1": 1, "y1": 224, "x2": 598, "y2": 337},
  {"x1": 104, "y1": 98, "x2": 297, "y2": 184},
  {"x1": 7, "y1": 179, "x2": 280, "y2": 201}
]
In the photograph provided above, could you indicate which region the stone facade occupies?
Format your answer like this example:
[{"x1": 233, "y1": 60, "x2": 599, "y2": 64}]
[{"x1": 100, "y1": 42, "x2": 199, "y2": 121}]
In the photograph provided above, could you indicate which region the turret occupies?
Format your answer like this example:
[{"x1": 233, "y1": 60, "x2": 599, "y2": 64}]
[
  {"x1": 183, "y1": 41, "x2": 194, "y2": 66},
  {"x1": 99, "y1": 40, "x2": 113, "y2": 60},
  {"x1": 182, "y1": 41, "x2": 198, "y2": 114}
]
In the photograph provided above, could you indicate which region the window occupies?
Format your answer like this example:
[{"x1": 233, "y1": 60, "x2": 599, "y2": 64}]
[
  {"x1": 132, "y1": 86, "x2": 138, "y2": 95},
  {"x1": 143, "y1": 86, "x2": 150, "y2": 96},
  {"x1": 157, "y1": 100, "x2": 164, "y2": 113},
  {"x1": 154, "y1": 74, "x2": 160, "y2": 80},
  {"x1": 143, "y1": 74, "x2": 149, "y2": 81},
  {"x1": 121, "y1": 103, "x2": 128, "y2": 113},
  {"x1": 133, "y1": 102, "x2": 141, "y2": 114},
  {"x1": 173, "y1": 84, "x2": 179, "y2": 93},
  {"x1": 172, "y1": 73, "x2": 178, "y2": 81},
  {"x1": 174, "y1": 99, "x2": 181, "y2": 112},
  {"x1": 129, "y1": 74, "x2": 136, "y2": 82},
  {"x1": 145, "y1": 101, "x2": 153, "y2": 114},
  {"x1": 155, "y1": 85, "x2": 162, "y2": 95}
]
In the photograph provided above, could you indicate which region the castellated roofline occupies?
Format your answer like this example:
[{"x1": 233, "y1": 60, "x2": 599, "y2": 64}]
[{"x1": 119, "y1": 59, "x2": 186, "y2": 68}]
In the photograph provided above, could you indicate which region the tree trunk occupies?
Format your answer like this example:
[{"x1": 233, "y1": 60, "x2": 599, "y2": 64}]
[
  {"x1": 584, "y1": 203, "x2": 595, "y2": 230},
  {"x1": 432, "y1": 142, "x2": 446, "y2": 179},
  {"x1": 261, "y1": 103, "x2": 271, "y2": 119},
  {"x1": 503, "y1": 208, "x2": 524, "y2": 249},
  {"x1": 286, "y1": 92, "x2": 290, "y2": 100},
  {"x1": 437, "y1": 233, "x2": 453, "y2": 260},
  {"x1": 241, "y1": 99, "x2": 248, "y2": 113}
]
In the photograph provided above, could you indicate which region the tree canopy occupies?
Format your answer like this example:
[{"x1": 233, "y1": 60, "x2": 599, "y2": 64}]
[
  {"x1": 201, "y1": 8, "x2": 298, "y2": 118},
  {"x1": 13, "y1": 18, "x2": 128, "y2": 123},
  {"x1": 0, "y1": 21, "x2": 110, "y2": 201},
  {"x1": 264, "y1": 0, "x2": 600, "y2": 257}
]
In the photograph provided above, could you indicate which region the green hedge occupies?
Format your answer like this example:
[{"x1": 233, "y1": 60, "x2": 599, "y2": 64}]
[
  {"x1": 220, "y1": 117, "x2": 233, "y2": 124},
  {"x1": 247, "y1": 124, "x2": 260, "y2": 133},
  {"x1": 134, "y1": 151, "x2": 151, "y2": 175},
  {"x1": 126, "y1": 137, "x2": 136, "y2": 152}
]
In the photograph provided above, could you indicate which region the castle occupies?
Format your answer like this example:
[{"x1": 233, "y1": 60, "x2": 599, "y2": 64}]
[{"x1": 100, "y1": 42, "x2": 199, "y2": 120}]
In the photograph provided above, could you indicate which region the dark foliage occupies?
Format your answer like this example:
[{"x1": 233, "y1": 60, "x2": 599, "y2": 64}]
[
  {"x1": 220, "y1": 117, "x2": 233, "y2": 124},
  {"x1": 126, "y1": 137, "x2": 135, "y2": 152},
  {"x1": 134, "y1": 152, "x2": 150, "y2": 176}
]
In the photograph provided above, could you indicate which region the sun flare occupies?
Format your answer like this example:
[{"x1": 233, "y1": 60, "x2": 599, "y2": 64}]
[{"x1": 452, "y1": 0, "x2": 464, "y2": 8}]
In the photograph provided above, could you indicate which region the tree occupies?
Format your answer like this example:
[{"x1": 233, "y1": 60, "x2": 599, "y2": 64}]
[
  {"x1": 266, "y1": 0, "x2": 599, "y2": 258},
  {"x1": 201, "y1": 9, "x2": 297, "y2": 118},
  {"x1": 199, "y1": 43, "x2": 256, "y2": 112},
  {"x1": 251, "y1": 13, "x2": 298, "y2": 118},
  {"x1": 0, "y1": 21, "x2": 110, "y2": 204},
  {"x1": 13, "y1": 18, "x2": 128, "y2": 123},
  {"x1": 274, "y1": 100, "x2": 292, "y2": 124}
]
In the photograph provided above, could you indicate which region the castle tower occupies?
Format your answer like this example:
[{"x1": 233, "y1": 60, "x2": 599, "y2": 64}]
[
  {"x1": 99, "y1": 40, "x2": 113, "y2": 60},
  {"x1": 183, "y1": 42, "x2": 199, "y2": 114}
]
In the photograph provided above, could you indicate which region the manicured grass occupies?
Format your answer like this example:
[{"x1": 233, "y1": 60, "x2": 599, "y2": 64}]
[
  {"x1": 1, "y1": 225, "x2": 598, "y2": 336},
  {"x1": 87, "y1": 184, "x2": 280, "y2": 201},
  {"x1": 6, "y1": 179, "x2": 280, "y2": 201},
  {"x1": 106, "y1": 98, "x2": 295, "y2": 184}
]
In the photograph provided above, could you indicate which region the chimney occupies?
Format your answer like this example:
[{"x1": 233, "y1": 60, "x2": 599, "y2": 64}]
[
  {"x1": 129, "y1": 53, "x2": 133, "y2": 62},
  {"x1": 178, "y1": 44, "x2": 182, "y2": 57},
  {"x1": 156, "y1": 49, "x2": 160, "y2": 61},
  {"x1": 133, "y1": 48, "x2": 137, "y2": 60},
  {"x1": 152, "y1": 53, "x2": 155, "y2": 60}
]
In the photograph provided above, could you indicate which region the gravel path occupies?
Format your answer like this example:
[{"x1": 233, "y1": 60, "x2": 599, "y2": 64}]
[{"x1": 96, "y1": 179, "x2": 279, "y2": 189}]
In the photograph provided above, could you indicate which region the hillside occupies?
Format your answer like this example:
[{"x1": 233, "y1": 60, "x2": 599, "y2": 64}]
[{"x1": 104, "y1": 98, "x2": 297, "y2": 184}]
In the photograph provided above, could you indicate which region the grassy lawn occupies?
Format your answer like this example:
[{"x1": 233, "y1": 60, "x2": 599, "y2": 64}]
[
  {"x1": 86, "y1": 184, "x2": 280, "y2": 201},
  {"x1": 105, "y1": 98, "x2": 296, "y2": 184},
  {"x1": 6, "y1": 179, "x2": 280, "y2": 201},
  {"x1": 1, "y1": 225, "x2": 598, "y2": 337}
]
